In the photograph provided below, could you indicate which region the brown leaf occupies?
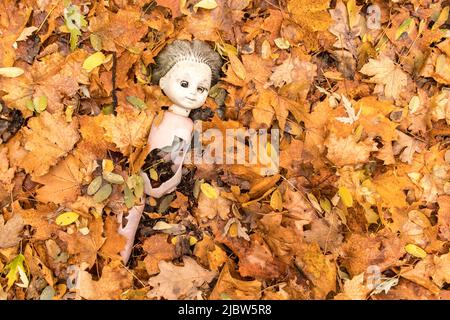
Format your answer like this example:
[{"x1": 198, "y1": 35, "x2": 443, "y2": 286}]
[
  {"x1": 77, "y1": 262, "x2": 133, "y2": 300},
  {"x1": 210, "y1": 262, "x2": 261, "y2": 300},
  {"x1": 99, "y1": 216, "x2": 127, "y2": 261},
  {"x1": 147, "y1": 256, "x2": 216, "y2": 299},
  {"x1": 58, "y1": 217, "x2": 105, "y2": 268},
  {"x1": 0, "y1": 214, "x2": 23, "y2": 248},
  {"x1": 143, "y1": 234, "x2": 176, "y2": 276}
]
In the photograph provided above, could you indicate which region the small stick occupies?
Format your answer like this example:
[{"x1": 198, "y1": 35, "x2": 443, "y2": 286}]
[{"x1": 112, "y1": 52, "x2": 118, "y2": 115}]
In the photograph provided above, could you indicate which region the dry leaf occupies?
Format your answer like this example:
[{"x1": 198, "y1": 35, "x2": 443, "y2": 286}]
[{"x1": 147, "y1": 256, "x2": 216, "y2": 299}]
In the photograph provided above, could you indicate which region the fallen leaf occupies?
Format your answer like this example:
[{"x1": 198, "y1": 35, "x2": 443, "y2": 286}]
[
  {"x1": 0, "y1": 214, "x2": 23, "y2": 248},
  {"x1": 360, "y1": 55, "x2": 408, "y2": 100},
  {"x1": 147, "y1": 256, "x2": 216, "y2": 299}
]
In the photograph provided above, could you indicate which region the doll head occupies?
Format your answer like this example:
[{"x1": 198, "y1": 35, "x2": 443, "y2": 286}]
[{"x1": 152, "y1": 40, "x2": 222, "y2": 112}]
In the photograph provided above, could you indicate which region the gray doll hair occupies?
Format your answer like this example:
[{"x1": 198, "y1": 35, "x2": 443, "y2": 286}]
[{"x1": 152, "y1": 39, "x2": 222, "y2": 86}]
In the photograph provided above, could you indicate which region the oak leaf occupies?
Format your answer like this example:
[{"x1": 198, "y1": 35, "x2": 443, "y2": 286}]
[{"x1": 147, "y1": 256, "x2": 216, "y2": 300}]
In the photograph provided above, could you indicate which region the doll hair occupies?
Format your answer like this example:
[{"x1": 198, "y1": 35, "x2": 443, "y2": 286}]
[{"x1": 152, "y1": 39, "x2": 223, "y2": 86}]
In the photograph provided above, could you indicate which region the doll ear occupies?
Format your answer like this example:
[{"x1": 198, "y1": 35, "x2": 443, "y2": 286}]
[{"x1": 159, "y1": 74, "x2": 168, "y2": 90}]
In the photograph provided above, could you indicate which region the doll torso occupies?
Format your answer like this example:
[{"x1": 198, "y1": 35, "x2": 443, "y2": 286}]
[{"x1": 148, "y1": 110, "x2": 193, "y2": 151}]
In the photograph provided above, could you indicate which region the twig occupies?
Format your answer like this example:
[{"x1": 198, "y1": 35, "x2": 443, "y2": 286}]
[{"x1": 112, "y1": 52, "x2": 118, "y2": 115}]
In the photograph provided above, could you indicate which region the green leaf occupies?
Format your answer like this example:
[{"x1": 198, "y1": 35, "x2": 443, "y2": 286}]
[
  {"x1": 64, "y1": 3, "x2": 87, "y2": 51},
  {"x1": 133, "y1": 175, "x2": 144, "y2": 199},
  {"x1": 126, "y1": 96, "x2": 147, "y2": 110},
  {"x1": 4, "y1": 254, "x2": 28, "y2": 289},
  {"x1": 395, "y1": 18, "x2": 412, "y2": 40},
  {"x1": 93, "y1": 183, "x2": 112, "y2": 203},
  {"x1": 34, "y1": 95, "x2": 48, "y2": 113},
  {"x1": 102, "y1": 172, "x2": 125, "y2": 184},
  {"x1": 87, "y1": 176, "x2": 103, "y2": 196},
  {"x1": 124, "y1": 185, "x2": 135, "y2": 209}
]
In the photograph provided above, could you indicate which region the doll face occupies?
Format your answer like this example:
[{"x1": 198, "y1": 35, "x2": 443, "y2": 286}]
[{"x1": 159, "y1": 60, "x2": 212, "y2": 110}]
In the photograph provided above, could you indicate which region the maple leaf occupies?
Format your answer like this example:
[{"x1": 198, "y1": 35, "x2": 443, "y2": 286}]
[
  {"x1": 147, "y1": 256, "x2": 216, "y2": 300},
  {"x1": 88, "y1": 8, "x2": 149, "y2": 52},
  {"x1": 18, "y1": 111, "x2": 80, "y2": 178},
  {"x1": 99, "y1": 216, "x2": 127, "y2": 261},
  {"x1": 58, "y1": 216, "x2": 105, "y2": 268},
  {"x1": 334, "y1": 273, "x2": 371, "y2": 300},
  {"x1": 77, "y1": 262, "x2": 132, "y2": 300},
  {"x1": 142, "y1": 234, "x2": 177, "y2": 276},
  {"x1": 0, "y1": 214, "x2": 23, "y2": 248},
  {"x1": 99, "y1": 108, "x2": 153, "y2": 156},
  {"x1": 360, "y1": 55, "x2": 408, "y2": 100},
  {"x1": 294, "y1": 242, "x2": 337, "y2": 299},
  {"x1": 195, "y1": 186, "x2": 231, "y2": 221},
  {"x1": 325, "y1": 132, "x2": 373, "y2": 167},
  {"x1": 33, "y1": 154, "x2": 84, "y2": 204},
  {"x1": 155, "y1": 0, "x2": 183, "y2": 18},
  {"x1": 392, "y1": 130, "x2": 425, "y2": 164},
  {"x1": 328, "y1": 0, "x2": 363, "y2": 56}
]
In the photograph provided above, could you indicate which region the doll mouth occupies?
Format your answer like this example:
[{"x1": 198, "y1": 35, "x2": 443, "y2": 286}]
[{"x1": 185, "y1": 97, "x2": 196, "y2": 102}]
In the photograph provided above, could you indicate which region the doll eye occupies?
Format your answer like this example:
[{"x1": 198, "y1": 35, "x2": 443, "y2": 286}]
[
  {"x1": 197, "y1": 87, "x2": 206, "y2": 93},
  {"x1": 180, "y1": 80, "x2": 189, "y2": 88}
]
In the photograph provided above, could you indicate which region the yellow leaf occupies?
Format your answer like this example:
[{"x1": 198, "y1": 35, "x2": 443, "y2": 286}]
[
  {"x1": 193, "y1": 0, "x2": 218, "y2": 11},
  {"x1": 432, "y1": 6, "x2": 449, "y2": 30},
  {"x1": 228, "y1": 53, "x2": 246, "y2": 80},
  {"x1": 274, "y1": 38, "x2": 290, "y2": 49},
  {"x1": 200, "y1": 182, "x2": 218, "y2": 199},
  {"x1": 338, "y1": 186, "x2": 353, "y2": 207},
  {"x1": 56, "y1": 211, "x2": 79, "y2": 226},
  {"x1": 320, "y1": 198, "x2": 332, "y2": 213},
  {"x1": 228, "y1": 222, "x2": 238, "y2": 237},
  {"x1": 307, "y1": 192, "x2": 323, "y2": 213},
  {"x1": 102, "y1": 159, "x2": 114, "y2": 173},
  {"x1": 189, "y1": 236, "x2": 198, "y2": 246},
  {"x1": 82, "y1": 52, "x2": 106, "y2": 72},
  {"x1": 405, "y1": 244, "x2": 427, "y2": 259},
  {"x1": 270, "y1": 189, "x2": 283, "y2": 211},
  {"x1": 149, "y1": 168, "x2": 158, "y2": 181},
  {"x1": 0, "y1": 67, "x2": 24, "y2": 78}
]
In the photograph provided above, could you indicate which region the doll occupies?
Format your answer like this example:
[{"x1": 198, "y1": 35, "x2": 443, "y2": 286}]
[{"x1": 117, "y1": 40, "x2": 222, "y2": 263}]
